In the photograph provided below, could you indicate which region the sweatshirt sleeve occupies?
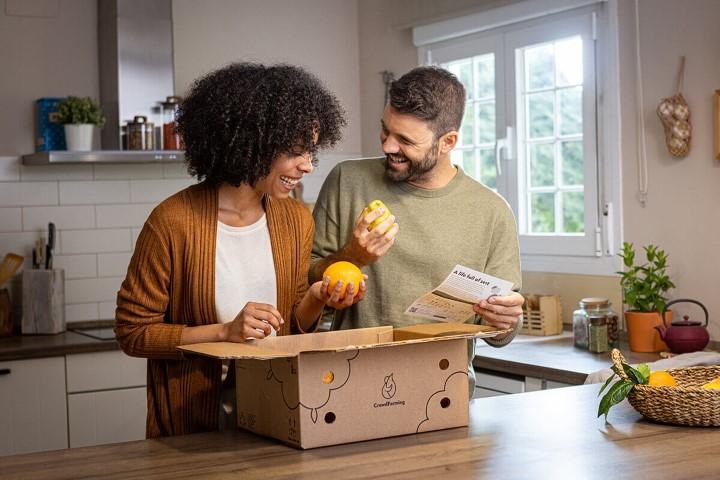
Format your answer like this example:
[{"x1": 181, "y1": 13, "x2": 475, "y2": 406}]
[
  {"x1": 482, "y1": 198, "x2": 523, "y2": 348},
  {"x1": 309, "y1": 163, "x2": 343, "y2": 283},
  {"x1": 115, "y1": 220, "x2": 186, "y2": 359}
]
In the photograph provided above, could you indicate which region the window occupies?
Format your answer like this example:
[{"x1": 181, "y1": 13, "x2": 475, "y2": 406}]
[{"x1": 417, "y1": 1, "x2": 621, "y2": 274}]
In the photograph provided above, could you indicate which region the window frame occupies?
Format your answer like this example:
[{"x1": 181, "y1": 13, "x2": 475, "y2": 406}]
[{"x1": 417, "y1": 1, "x2": 622, "y2": 276}]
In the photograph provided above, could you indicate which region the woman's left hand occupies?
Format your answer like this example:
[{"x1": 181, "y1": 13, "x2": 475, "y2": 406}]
[
  {"x1": 473, "y1": 291, "x2": 524, "y2": 332},
  {"x1": 310, "y1": 275, "x2": 367, "y2": 310}
]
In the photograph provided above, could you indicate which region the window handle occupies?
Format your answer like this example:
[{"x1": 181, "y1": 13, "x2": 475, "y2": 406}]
[{"x1": 495, "y1": 126, "x2": 515, "y2": 175}]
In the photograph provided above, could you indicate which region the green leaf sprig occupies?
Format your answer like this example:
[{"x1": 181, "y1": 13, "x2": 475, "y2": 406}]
[
  {"x1": 56, "y1": 96, "x2": 105, "y2": 127},
  {"x1": 597, "y1": 362, "x2": 650, "y2": 420}
]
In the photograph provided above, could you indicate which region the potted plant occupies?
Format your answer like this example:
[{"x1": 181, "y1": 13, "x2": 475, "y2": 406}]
[
  {"x1": 56, "y1": 96, "x2": 105, "y2": 151},
  {"x1": 618, "y1": 242, "x2": 675, "y2": 352}
]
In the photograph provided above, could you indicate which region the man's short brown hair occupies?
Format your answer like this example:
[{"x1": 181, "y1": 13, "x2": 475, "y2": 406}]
[{"x1": 388, "y1": 66, "x2": 466, "y2": 138}]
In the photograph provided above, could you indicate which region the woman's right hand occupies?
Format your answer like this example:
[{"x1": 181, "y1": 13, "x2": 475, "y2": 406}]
[{"x1": 223, "y1": 302, "x2": 284, "y2": 342}]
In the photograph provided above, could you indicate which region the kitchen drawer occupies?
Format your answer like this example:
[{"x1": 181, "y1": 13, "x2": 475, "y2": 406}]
[
  {"x1": 68, "y1": 386, "x2": 146, "y2": 448},
  {"x1": 66, "y1": 350, "x2": 146, "y2": 393},
  {"x1": 475, "y1": 369, "x2": 525, "y2": 394},
  {"x1": 0, "y1": 357, "x2": 68, "y2": 456}
]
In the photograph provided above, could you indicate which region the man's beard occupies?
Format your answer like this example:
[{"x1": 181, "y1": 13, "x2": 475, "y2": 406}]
[{"x1": 384, "y1": 141, "x2": 439, "y2": 183}]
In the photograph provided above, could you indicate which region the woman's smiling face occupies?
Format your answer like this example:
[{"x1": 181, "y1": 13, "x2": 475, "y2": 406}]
[{"x1": 256, "y1": 148, "x2": 315, "y2": 199}]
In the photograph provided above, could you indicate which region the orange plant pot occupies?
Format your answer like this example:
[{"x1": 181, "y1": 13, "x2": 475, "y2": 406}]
[{"x1": 625, "y1": 310, "x2": 671, "y2": 353}]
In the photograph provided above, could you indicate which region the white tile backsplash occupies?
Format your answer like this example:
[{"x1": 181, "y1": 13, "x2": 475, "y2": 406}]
[
  {"x1": 0, "y1": 207, "x2": 22, "y2": 232},
  {"x1": 20, "y1": 164, "x2": 93, "y2": 181},
  {"x1": 98, "y1": 252, "x2": 132, "y2": 277},
  {"x1": 93, "y1": 163, "x2": 165, "y2": 180},
  {"x1": 0, "y1": 182, "x2": 58, "y2": 206},
  {"x1": 0, "y1": 162, "x2": 182, "y2": 323},
  {"x1": 65, "y1": 276, "x2": 124, "y2": 304},
  {"x1": 98, "y1": 301, "x2": 117, "y2": 320},
  {"x1": 60, "y1": 181, "x2": 130, "y2": 205},
  {"x1": 60, "y1": 229, "x2": 132, "y2": 254},
  {"x1": 0, "y1": 156, "x2": 20, "y2": 181},
  {"x1": 53, "y1": 254, "x2": 98, "y2": 279},
  {"x1": 65, "y1": 303, "x2": 100, "y2": 323},
  {"x1": 23, "y1": 205, "x2": 96, "y2": 231},
  {"x1": 130, "y1": 179, "x2": 194, "y2": 203},
  {"x1": 95, "y1": 204, "x2": 155, "y2": 228}
]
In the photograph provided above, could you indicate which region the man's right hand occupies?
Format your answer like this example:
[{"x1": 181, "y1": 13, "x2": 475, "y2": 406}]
[{"x1": 342, "y1": 206, "x2": 399, "y2": 267}]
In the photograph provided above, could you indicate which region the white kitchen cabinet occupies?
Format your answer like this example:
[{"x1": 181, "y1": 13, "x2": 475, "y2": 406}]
[
  {"x1": 0, "y1": 357, "x2": 68, "y2": 456},
  {"x1": 68, "y1": 387, "x2": 146, "y2": 448},
  {"x1": 474, "y1": 369, "x2": 576, "y2": 398},
  {"x1": 66, "y1": 351, "x2": 147, "y2": 448}
]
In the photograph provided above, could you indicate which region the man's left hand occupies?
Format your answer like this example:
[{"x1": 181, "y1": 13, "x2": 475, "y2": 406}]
[{"x1": 473, "y1": 291, "x2": 524, "y2": 336}]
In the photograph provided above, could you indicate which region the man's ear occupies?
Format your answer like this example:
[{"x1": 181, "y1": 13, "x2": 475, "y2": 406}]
[{"x1": 438, "y1": 130, "x2": 458, "y2": 154}]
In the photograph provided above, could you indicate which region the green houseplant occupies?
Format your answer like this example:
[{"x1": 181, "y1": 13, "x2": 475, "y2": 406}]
[
  {"x1": 56, "y1": 96, "x2": 105, "y2": 151},
  {"x1": 618, "y1": 242, "x2": 675, "y2": 352}
]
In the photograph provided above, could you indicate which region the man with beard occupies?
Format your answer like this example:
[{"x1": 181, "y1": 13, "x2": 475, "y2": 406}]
[{"x1": 310, "y1": 67, "x2": 524, "y2": 392}]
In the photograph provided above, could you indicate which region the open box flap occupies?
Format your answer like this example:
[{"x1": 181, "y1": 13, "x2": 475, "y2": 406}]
[
  {"x1": 178, "y1": 324, "x2": 509, "y2": 360},
  {"x1": 177, "y1": 326, "x2": 394, "y2": 360}
]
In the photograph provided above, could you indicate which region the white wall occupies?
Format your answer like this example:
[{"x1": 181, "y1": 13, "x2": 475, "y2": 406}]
[
  {"x1": 172, "y1": 0, "x2": 363, "y2": 156},
  {"x1": 618, "y1": 0, "x2": 720, "y2": 338}
]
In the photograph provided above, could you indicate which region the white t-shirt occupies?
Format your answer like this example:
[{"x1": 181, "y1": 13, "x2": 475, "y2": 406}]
[{"x1": 215, "y1": 214, "x2": 277, "y2": 335}]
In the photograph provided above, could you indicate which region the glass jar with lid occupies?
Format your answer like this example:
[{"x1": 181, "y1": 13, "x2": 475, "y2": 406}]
[
  {"x1": 573, "y1": 297, "x2": 619, "y2": 350},
  {"x1": 161, "y1": 96, "x2": 182, "y2": 150},
  {"x1": 127, "y1": 115, "x2": 154, "y2": 150},
  {"x1": 588, "y1": 316, "x2": 610, "y2": 353}
]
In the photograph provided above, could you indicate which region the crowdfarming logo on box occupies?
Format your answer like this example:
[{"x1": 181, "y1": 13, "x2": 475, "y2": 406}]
[{"x1": 35, "y1": 97, "x2": 66, "y2": 152}]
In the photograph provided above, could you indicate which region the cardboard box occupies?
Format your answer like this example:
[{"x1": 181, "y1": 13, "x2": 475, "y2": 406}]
[{"x1": 179, "y1": 323, "x2": 505, "y2": 449}]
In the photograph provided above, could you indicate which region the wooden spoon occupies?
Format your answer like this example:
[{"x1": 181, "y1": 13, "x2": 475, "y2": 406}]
[{"x1": 0, "y1": 253, "x2": 24, "y2": 287}]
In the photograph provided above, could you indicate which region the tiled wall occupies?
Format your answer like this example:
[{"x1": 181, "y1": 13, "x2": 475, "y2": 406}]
[{"x1": 0, "y1": 156, "x2": 195, "y2": 323}]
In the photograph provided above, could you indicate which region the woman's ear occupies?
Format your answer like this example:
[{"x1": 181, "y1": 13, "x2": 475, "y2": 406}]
[{"x1": 439, "y1": 130, "x2": 459, "y2": 154}]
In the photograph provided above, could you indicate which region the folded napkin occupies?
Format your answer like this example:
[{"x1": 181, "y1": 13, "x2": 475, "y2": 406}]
[{"x1": 584, "y1": 350, "x2": 720, "y2": 384}]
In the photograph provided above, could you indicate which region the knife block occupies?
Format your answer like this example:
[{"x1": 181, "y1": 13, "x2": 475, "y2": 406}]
[{"x1": 21, "y1": 269, "x2": 65, "y2": 334}]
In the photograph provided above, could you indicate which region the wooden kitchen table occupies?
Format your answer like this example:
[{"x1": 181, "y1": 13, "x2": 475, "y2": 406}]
[{"x1": 2, "y1": 384, "x2": 717, "y2": 479}]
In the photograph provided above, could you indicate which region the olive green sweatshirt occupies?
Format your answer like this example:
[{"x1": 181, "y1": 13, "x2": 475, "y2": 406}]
[{"x1": 311, "y1": 158, "x2": 522, "y2": 347}]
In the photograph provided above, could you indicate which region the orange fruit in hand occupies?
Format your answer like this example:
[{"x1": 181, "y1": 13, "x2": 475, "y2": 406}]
[
  {"x1": 647, "y1": 370, "x2": 677, "y2": 387},
  {"x1": 323, "y1": 261, "x2": 363, "y2": 300},
  {"x1": 366, "y1": 199, "x2": 391, "y2": 231}
]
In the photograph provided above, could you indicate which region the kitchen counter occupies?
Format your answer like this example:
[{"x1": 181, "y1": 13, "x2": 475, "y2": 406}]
[
  {"x1": 0, "y1": 328, "x2": 120, "y2": 361},
  {"x1": 474, "y1": 333, "x2": 661, "y2": 384},
  {"x1": 1, "y1": 328, "x2": 662, "y2": 381},
  {"x1": 2, "y1": 383, "x2": 717, "y2": 479}
]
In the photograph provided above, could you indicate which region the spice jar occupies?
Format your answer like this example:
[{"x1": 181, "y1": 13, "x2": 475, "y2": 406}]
[
  {"x1": 573, "y1": 297, "x2": 619, "y2": 350},
  {"x1": 161, "y1": 96, "x2": 182, "y2": 150},
  {"x1": 588, "y1": 317, "x2": 609, "y2": 353},
  {"x1": 127, "y1": 116, "x2": 154, "y2": 150}
]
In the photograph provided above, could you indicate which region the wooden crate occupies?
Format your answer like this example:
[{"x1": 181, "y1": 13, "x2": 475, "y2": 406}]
[{"x1": 520, "y1": 295, "x2": 562, "y2": 336}]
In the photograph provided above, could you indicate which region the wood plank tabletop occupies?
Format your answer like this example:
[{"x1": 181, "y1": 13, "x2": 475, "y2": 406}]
[{"x1": 2, "y1": 384, "x2": 717, "y2": 479}]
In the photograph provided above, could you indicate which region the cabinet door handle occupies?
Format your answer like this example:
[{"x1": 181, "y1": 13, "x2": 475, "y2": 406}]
[{"x1": 0, "y1": 368, "x2": 10, "y2": 376}]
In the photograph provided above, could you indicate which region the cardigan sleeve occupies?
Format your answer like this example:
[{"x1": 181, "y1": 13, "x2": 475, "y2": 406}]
[{"x1": 115, "y1": 219, "x2": 186, "y2": 360}]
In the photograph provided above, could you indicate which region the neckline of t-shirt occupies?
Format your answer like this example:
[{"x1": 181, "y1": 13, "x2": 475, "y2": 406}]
[
  {"x1": 392, "y1": 166, "x2": 467, "y2": 198},
  {"x1": 217, "y1": 213, "x2": 267, "y2": 235}
]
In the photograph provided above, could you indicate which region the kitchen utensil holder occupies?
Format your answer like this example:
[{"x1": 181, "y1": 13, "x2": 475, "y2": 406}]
[
  {"x1": 520, "y1": 294, "x2": 562, "y2": 336},
  {"x1": 21, "y1": 269, "x2": 65, "y2": 334},
  {"x1": 612, "y1": 349, "x2": 720, "y2": 427}
]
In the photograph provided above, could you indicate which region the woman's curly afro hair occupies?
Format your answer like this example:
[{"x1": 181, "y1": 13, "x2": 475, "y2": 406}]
[{"x1": 177, "y1": 62, "x2": 346, "y2": 187}]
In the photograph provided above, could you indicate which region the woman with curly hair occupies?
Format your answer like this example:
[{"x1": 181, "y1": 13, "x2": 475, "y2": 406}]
[{"x1": 115, "y1": 63, "x2": 359, "y2": 438}]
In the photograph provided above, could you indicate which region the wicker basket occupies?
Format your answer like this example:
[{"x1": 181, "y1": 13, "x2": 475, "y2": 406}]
[
  {"x1": 612, "y1": 349, "x2": 720, "y2": 427},
  {"x1": 520, "y1": 294, "x2": 562, "y2": 336}
]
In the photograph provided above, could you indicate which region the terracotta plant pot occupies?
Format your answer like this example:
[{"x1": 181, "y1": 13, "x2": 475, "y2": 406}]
[{"x1": 625, "y1": 310, "x2": 672, "y2": 353}]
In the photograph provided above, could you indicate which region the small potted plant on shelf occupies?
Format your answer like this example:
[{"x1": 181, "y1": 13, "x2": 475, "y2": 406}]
[
  {"x1": 56, "y1": 96, "x2": 105, "y2": 151},
  {"x1": 618, "y1": 242, "x2": 675, "y2": 352}
]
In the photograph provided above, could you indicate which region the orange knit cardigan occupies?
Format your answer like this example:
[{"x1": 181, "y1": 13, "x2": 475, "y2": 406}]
[{"x1": 115, "y1": 183, "x2": 314, "y2": 438}]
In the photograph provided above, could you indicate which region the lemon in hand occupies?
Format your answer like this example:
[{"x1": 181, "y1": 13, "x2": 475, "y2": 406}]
[{"x1": 366, "y1": 199, "x2": 391, "y2": 231}]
